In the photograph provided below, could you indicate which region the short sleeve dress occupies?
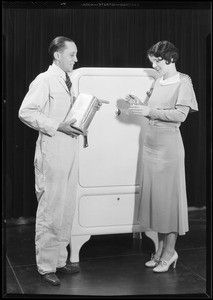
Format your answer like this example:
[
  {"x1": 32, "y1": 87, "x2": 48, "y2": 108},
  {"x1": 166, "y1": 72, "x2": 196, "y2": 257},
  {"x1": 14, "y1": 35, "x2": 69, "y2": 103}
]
[{"x1": 138, "y1": 73, "x2": 198, "y2": 235}]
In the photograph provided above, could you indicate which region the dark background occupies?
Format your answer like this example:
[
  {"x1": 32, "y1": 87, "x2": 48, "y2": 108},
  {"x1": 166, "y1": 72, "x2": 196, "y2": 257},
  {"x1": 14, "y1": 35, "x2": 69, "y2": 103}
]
[{"x1": 2, "y1": 1, "x2": 211, "y2": 219}]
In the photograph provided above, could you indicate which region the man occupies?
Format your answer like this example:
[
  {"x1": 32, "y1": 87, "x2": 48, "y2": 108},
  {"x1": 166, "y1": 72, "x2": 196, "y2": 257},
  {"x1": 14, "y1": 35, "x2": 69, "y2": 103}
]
[{"x1": 19, "y1": 36, "x2": 96, "y2": 286}]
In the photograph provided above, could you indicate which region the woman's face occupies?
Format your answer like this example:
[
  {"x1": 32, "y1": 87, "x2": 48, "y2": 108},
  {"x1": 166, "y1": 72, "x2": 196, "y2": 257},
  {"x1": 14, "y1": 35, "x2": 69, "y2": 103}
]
[{"x1": 148, "y1": 55, "x2": 172, "y2": 77}]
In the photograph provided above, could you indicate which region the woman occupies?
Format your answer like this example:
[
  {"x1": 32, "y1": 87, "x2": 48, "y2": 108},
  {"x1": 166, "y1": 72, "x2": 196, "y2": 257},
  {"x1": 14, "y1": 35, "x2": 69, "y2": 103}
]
[{"x1": 125, "y1": 41, "x2": 198, "y2": 273}]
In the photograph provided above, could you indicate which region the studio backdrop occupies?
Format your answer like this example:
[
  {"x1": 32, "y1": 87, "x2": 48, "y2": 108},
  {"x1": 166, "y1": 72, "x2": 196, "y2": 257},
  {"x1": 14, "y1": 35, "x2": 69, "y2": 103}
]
[{"x1": 2, "y1": 2, "x2": 211, "y2": 219}]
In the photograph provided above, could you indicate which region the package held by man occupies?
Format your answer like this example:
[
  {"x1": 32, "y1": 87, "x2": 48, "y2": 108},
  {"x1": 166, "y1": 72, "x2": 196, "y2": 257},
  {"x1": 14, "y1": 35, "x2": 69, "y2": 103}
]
[{"x1": 67, "y1": 93, "x2": 99, "y2": 135}]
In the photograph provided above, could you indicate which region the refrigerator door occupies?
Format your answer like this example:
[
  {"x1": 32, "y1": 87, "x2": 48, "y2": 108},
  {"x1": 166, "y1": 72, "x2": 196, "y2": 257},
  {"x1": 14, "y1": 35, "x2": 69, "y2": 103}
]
[{"x1": 70, "y1": 68, "x2": 159, "y2": 262}]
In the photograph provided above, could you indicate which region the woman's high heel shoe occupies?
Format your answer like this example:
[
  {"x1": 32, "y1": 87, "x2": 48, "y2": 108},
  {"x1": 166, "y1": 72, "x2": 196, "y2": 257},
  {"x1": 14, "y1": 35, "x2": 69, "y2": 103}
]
[
  {"x1": 145, "y1": 253, "x2": 161, "y2": 268},
  {"x1": 153, "y1": 251, "x2": 178, "y2": 273}
]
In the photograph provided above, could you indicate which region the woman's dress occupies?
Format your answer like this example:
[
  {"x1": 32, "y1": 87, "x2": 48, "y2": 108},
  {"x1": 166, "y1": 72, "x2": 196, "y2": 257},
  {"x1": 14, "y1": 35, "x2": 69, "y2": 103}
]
[{"x1": 139, "y1": 73, "x2": 198, "y2": 235}]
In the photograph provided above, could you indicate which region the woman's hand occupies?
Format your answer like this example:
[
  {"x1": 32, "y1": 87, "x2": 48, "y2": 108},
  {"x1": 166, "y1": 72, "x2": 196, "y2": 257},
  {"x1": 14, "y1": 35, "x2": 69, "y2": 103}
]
[
  {"x1": 128, "y1": 105, "x2": 151, "y2": 117},
  {"x1": 125, "y1": 94, "x2": 142, "y2": 105}
]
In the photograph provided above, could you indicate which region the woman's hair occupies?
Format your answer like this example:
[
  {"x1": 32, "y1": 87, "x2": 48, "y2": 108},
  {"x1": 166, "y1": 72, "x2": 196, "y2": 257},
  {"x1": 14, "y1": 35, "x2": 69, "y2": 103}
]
[
  {"x1": 48, "y1": 36, "x2": 75, "y2": 60},
  {"x1": 147, "y1": 41, "x2": 179, "y2": 64}
]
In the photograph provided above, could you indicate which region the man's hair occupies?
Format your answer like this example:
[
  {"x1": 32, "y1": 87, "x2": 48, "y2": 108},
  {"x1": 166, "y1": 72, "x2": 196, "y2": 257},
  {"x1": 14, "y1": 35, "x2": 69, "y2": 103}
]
[
  {"x1": 147, "y1": 41, "x2": 179, "y2": 64},
  {"x1": 48, "y1": 36, "x2": 75, "y2": 60}
]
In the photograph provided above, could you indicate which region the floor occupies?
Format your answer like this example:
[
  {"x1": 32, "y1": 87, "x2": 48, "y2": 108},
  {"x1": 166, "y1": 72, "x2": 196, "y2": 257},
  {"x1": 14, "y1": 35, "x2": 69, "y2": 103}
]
[{"x1": 3, "y1": 208, "x2": 210, "y2": 298}]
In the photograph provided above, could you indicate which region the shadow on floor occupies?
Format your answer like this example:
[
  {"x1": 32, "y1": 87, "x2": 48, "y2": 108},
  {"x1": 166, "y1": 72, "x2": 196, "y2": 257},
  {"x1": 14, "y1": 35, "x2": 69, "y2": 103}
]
[{"x1": 3, "y1": 208, "x2": 210, "y2": 298}]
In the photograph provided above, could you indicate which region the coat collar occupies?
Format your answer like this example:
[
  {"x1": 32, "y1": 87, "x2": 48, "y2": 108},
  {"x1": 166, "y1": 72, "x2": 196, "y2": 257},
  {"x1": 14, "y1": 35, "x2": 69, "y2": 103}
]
[{"x1": 48, "y1": 64, "x2": 72, "y2": 93}]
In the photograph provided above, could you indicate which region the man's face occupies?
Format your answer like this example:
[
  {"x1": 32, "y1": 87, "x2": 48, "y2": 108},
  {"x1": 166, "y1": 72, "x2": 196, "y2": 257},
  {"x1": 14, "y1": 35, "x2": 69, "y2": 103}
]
[{"x1": 57, "y1": 41, "x2": 78, "y2": 72}]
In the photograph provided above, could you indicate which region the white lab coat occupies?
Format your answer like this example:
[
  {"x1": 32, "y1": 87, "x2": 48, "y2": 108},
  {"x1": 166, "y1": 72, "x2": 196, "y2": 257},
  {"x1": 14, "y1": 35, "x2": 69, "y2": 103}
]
[{"x1": 19, "y1": 64, "x2": 78, "y2": 274}]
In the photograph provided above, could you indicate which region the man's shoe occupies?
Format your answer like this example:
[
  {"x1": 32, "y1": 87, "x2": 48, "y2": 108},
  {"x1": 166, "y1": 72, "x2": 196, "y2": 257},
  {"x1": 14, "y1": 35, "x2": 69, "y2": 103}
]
[
  {"x1": 41, "y1": 273, "x2": 60, "y2": 286},
  {"x1": 57, "y1": 263, "x2": 80, "y2": 274}
]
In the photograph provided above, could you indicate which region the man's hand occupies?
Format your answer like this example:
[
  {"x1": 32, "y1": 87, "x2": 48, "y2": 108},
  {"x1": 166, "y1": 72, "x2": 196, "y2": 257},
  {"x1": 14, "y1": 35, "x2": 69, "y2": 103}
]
[
  {"x1": 95, "y1": 101, "x2": 102, "y2": 111},
  {"x1": 95, "y1": 99, "x2": 110, "y2": 111},
  {"x1": 57, "y1": 118, "x2": 81, "y2": 137}
]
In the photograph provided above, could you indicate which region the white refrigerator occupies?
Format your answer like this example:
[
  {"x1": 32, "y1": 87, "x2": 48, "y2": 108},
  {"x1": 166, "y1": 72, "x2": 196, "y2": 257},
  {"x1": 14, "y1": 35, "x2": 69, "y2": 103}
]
[{"x1": 70, "y1": 68, "x2": 159, "y2": 262}]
